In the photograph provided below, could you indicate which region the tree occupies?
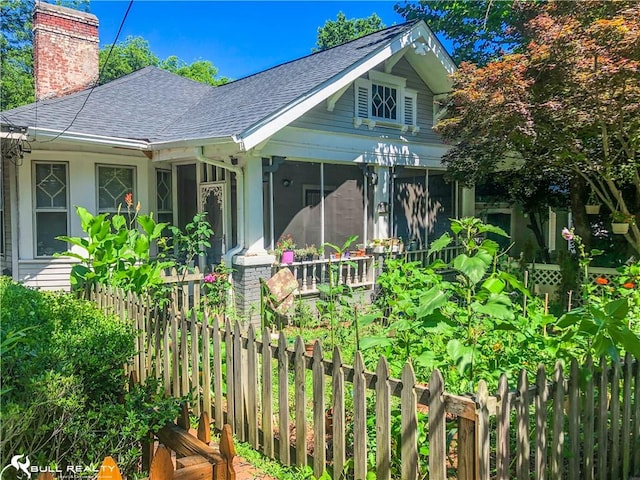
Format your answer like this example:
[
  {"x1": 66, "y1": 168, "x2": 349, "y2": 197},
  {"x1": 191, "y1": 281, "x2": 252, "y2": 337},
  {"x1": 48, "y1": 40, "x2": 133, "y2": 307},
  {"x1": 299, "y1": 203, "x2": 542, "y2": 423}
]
[
  {"x1": 436, "y1": 2, "x2": 640, "y2": 256},
  {"x1": 313, "y1": 12, "x2": 385, "y2": 52},
  {"x1": 98, "y1": 36, "x2": 159, "y2": 84},
  {"x1": 395, "y1": 0, "x2": 535, "y2": 65},
  {"x1": 159, "y1": 56, "x2": 228, "y2": 86}
]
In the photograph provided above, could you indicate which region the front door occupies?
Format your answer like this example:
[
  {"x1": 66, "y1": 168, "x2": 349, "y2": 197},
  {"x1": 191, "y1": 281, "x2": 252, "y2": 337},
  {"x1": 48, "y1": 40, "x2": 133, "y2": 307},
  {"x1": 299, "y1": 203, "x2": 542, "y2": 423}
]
[{"x1": 200, "y1": 182, "x2": 225, "y2": 267}]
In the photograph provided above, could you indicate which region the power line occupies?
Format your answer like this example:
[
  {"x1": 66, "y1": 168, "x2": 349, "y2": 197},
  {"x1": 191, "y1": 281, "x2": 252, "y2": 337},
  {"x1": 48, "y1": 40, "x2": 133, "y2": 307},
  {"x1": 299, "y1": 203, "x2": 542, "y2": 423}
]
[{"x1": 39, "y1": 0, "x2": 134, "y2": 143}]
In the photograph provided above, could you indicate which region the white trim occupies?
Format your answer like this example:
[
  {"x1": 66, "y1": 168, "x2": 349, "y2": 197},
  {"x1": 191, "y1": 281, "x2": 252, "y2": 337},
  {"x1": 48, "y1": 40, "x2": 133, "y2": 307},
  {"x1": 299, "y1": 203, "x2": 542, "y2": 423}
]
[
  {"x1": 368, "y1": 70, "x2": 406, "y2": 88},
  {"x1": 28, "y1": 127, "x2": 150, "y2": 150},
  {"x1": 32, "y1": 161, "x2": 69, "y2": 258},
  {"x1": 235, "y1": 21, "x2": 455, "y2": 152}
]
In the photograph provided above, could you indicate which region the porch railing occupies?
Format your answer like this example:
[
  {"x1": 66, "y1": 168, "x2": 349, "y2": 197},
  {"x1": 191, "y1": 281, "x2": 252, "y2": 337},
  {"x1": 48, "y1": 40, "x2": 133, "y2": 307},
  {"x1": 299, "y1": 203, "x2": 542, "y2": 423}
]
[{"x1": 273, "y1": 255, "x2": 375, "y2": 296}]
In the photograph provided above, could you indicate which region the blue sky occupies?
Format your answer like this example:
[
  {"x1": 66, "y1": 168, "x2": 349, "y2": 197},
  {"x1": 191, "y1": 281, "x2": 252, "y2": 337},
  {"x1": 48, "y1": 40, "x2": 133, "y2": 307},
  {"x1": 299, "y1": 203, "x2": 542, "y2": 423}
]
[{"x1": 89, "y1": 1, "x2": 417, "y2": 80}]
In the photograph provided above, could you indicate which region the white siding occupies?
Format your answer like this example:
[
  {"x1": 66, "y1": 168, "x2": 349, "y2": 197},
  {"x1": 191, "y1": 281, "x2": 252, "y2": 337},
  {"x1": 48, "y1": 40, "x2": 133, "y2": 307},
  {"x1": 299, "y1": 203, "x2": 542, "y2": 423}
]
[{"x1": 18, "y1": 259, "x2": 76, "y2": 291}]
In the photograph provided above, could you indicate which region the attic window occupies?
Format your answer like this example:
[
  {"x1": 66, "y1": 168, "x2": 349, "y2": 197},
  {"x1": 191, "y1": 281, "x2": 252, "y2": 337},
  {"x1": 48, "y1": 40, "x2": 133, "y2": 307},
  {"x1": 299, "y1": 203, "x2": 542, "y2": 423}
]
[{"x1": 354, "y1": 71, "x2": 419, "y2": 135}]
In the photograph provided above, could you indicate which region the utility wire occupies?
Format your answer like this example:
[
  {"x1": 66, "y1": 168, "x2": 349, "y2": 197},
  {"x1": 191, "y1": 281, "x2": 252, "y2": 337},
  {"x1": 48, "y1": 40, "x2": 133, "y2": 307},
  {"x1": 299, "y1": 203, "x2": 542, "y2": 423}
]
[{"x1": 40, "y1": 0, "x2": 134, "y2": 143}]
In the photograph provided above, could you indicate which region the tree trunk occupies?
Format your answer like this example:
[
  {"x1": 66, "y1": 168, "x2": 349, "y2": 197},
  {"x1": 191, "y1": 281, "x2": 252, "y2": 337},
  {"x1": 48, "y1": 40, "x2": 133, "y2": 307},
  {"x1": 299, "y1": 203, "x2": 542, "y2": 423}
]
[{"x1": 569, "y1": 175, "x2": 591, "y2": 250}]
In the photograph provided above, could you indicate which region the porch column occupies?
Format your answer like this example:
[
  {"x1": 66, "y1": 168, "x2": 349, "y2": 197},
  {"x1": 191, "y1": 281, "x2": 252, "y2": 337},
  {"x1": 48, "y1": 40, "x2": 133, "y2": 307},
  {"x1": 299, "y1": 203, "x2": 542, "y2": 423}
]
[
  {"x1": 373, "y1": 166, "x2": 390, "y2": 239},
  {"x1": 461, "y1": 186, "x2": 475, "y2": 217},
  {"x1": 243, "y1": 156, "x2": 267, "y2": 254},
  {"x1": 233, "y1": 156, "x2": 274, "y2": 326}
]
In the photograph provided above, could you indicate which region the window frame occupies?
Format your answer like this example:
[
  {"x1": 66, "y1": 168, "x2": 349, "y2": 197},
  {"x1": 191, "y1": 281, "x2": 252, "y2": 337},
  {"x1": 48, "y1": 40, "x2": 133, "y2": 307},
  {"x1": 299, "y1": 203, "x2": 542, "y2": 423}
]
[
  {"x1": 32, "y1": 161, "x2": 69, "y2": 258},
  {"x1": 156, "y1": 168, "x2": 173, "y2": 225},
  {"x1": 353, "y1": 71, "x2": 419, "y2": 134},
  {"x1": 96, "y1": 164, "x2": 136, "y2": 214}
]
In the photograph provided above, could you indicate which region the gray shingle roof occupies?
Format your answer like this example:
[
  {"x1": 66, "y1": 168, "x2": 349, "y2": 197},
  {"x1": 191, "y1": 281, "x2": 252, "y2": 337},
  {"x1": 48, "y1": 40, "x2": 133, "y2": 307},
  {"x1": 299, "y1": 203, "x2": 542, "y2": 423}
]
[{"x1": 1, "y1": 21, "x2": 418, "y2": 145}]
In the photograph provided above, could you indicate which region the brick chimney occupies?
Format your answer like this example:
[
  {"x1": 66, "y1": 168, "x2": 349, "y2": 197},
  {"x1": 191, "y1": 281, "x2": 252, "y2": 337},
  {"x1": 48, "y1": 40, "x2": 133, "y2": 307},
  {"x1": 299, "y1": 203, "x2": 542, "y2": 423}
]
[{"x1": 33, "y1": 1, "x2": 99, "y2": 100}]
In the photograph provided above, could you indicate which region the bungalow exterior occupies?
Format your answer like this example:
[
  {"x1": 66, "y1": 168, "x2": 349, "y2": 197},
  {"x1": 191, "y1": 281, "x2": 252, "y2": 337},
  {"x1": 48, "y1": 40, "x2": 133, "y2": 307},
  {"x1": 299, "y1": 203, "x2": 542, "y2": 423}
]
[{"x1": 1, "y1": 2, "x2": 479, "y2": 318}]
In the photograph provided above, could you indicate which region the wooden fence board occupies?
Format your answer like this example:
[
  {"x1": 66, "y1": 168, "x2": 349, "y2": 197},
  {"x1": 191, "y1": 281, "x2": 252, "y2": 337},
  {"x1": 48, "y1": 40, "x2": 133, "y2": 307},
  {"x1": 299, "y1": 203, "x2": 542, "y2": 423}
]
[
  {"x1": 232, "y1": 321, "x2": 244, "y2": 441},
  {"x1": 294, "y1": 336, "x2": 307, "y2": 466},
  {"x1": 496, "y1": 373, "x2": 510, "y2": 480},
  {"x1": 375, "y1": 356, "x2": 391, "y2": 480},
  {"x1": 225, "y1": 318, "x2": 235, "y2": 433},
  {"x1": 247, "y1": 325, "x2": 258, "y2": 449},
  {"x1": 191, "y1": 309, "x2": 200, "y2": 417},
  {"x1": 278, "y1": 331, "x2": 290, "y2": 465},
  {"x1": 429, "y1": 369, "x2": 446, "y2": 480},
  {"x1": 622, "y1": 354, "x2": 632, "y2": 479},
  {"x1": 584, "y1": 356, "x2": 595, "y2": 480},
  {"x1": 597, "y1": 356, "x2": 608, "y2": 480},
  {"x1": 568, "y1": 358, "x2": 579, "y2": 480},
  {"x1": 610, "y1": 362, "x2": 621, "y2": 480},
  {"x1": 516, "y1": 370, "x2": 530, "y2": 480},
  {"x1": 477, "y1": 380, "x2": 490, "y2": 480},
  {"x1": 202, "y1": 313, "x2": 212, "y2": 420},
  {"x1": 551, "y1": 361, "x2": 564, "y2": 480},
  {"x1": 400, "y1": 362, "x2": 418, "y2": 480},
  {"x1": 332, "y1": 347, "x2": 346, "y2": 478},
  {"x1": 262, "y1": 327, "x2": 274, "y2": 458},
  {"x1": 312, "y1": 341, "x2": 326, "y2": 479},
  {"x1": 535, "y1": 366, "x2": 548, "y2": 480},
  {"x1": 354, "y1": 352, "x2": 368, "y2": 480},
  {"x1": 212, "y1": 314, "x2": 223, "y2": 430},
  {"x1": 180, "y1": 314, "x2": 189, "y2": 398},
  {"x1": 171, "y1": 312, "x2": 180, "y2": 397}
]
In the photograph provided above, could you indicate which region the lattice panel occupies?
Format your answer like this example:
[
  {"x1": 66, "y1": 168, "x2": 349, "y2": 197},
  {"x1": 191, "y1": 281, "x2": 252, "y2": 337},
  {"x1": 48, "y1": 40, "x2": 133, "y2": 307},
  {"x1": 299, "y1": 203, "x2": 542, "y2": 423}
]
[{"x1": 528, "y1": 267, "x2": 563, "y2": 288}]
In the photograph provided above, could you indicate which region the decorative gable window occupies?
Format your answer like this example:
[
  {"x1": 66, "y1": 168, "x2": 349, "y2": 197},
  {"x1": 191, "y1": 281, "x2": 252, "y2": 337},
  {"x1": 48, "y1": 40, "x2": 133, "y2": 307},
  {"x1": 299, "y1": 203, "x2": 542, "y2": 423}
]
[{"x1": 354, "y1": 71, "x2": 420, "y2": 134}]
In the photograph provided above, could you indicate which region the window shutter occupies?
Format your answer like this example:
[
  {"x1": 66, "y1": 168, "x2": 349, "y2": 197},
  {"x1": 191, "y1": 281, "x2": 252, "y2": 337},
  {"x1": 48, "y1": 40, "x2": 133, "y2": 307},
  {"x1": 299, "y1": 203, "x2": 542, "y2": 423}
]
[
  {"x1": 403, "y1": 90, "x2": 417, "y2": 126},
  {"x1": 354, "y1": 79, "x2": 371, "y2": 119}
]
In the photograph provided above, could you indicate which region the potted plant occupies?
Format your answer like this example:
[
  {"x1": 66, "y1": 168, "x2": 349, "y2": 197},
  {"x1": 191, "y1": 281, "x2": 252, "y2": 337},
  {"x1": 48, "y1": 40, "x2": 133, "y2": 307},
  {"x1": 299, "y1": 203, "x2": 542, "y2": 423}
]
[
  {"x1": 276, "y1": 233, "x2": 296, "y2": 264},
  {"x1": 585, "y1": 191, "x2": 601, "y2": 215},
  {"x1": 611, "y1": 211, "x2": 636, "y2": 235}
]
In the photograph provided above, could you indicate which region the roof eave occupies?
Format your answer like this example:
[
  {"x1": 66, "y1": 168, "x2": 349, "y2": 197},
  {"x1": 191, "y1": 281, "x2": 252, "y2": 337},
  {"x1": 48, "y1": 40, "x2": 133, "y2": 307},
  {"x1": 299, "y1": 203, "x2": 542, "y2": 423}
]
[
  {"x1": 27, "y1": 127, "x2": 152, "y2": 150},
  {"x1": 235, "y1": 21, "x2": 456, "y2": 152}
]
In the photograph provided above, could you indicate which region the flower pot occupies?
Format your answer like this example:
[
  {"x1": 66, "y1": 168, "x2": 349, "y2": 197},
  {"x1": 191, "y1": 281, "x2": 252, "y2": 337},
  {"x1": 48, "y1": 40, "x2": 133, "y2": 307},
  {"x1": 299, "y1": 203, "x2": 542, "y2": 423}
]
[
  {"x1": 585, "y1": 204, "x2": 601, "y2": 215},
  {"x1": 611, "y1": 222, "x2": 630, "y2": 235},
  {"x1": 281, "y1": 250, "x2": 295, "y2": 264}
]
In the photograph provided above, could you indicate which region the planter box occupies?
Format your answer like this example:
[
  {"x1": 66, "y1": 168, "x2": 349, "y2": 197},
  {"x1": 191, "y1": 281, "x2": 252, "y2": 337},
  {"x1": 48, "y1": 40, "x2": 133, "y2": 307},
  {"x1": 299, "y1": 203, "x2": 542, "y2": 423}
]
[
  {"x1": 585, "y1": 204, "x2": 601, "y2": 215},
  {"x1": 611, "y1": 222, "x2": 630, "y2": 235}
]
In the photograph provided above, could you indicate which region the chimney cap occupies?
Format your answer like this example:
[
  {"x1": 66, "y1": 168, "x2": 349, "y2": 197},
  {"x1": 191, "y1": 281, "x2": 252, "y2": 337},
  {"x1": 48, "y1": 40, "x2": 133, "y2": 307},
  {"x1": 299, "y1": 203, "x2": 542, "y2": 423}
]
[{"x1": 33, "y1": 0, "x2": 98, "y2": 27}]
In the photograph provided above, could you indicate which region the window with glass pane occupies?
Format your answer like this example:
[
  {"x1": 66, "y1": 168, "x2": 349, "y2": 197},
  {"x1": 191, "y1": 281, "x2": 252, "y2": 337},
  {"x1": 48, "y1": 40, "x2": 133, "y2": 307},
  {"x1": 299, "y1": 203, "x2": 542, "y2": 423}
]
[
  {"x1": 371, "y1": 84, "x2": 397, "y2": 120},
  {"x1": 97, "y1": 166, "x2": 135, "y2": 212},
  {"x1": 156, "y1": 169, "x2": 173, "y2": 224},
  {"x1": 34, "y1": 162, "x2": 68, "y2": 256}
]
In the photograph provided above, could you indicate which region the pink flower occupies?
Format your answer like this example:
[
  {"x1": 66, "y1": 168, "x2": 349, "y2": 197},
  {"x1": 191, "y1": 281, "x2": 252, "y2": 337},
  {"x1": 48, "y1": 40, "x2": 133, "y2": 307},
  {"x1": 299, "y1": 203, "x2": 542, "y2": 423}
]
[
  {"x1": 204, "y1": 274, "x2": 216, "y2": 283},
  {"x1": 561, "y1": 227, "x2": 574, "y2": 241}
]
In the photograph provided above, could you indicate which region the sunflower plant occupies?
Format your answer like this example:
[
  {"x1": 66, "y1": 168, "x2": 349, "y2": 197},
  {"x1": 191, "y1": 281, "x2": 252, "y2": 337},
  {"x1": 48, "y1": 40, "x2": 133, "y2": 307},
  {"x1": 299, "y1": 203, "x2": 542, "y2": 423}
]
[{"x1": 556, "y1": 228, "x2": 640, "y2": 361}]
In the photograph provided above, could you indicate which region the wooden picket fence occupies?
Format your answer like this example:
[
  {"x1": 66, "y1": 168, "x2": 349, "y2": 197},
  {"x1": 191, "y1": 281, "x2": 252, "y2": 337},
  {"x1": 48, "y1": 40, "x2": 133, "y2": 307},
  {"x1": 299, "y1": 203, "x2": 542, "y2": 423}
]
[{"x1": 91, "y1": 284, "x2": 640, "y2": 480}]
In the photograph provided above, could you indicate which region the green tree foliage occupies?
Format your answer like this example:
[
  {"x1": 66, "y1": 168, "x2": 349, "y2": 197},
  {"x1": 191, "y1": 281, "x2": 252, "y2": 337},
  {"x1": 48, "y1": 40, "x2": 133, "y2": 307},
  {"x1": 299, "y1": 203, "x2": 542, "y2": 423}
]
[
  {"x1": 435, "y1": 2, "x2": 640, "y2": 255},
  {"x1": 313, "y1": 11, "x2": 385, "y2": 52},
  {"x1": 99, "y1": 37, "x2": 229, "y2": 86},
  {"x1": 1, "y1": 0, "x2": 227, "y2": 110},
  {"x1": 159, "y1": 56, "x2": 228, "y2": 86},
  {"x1": 97, "y1": 35, "x2": 160, "y2": 84},
  {"x1": 395, "y1": 0, "x2": 535, "y2": 65}
]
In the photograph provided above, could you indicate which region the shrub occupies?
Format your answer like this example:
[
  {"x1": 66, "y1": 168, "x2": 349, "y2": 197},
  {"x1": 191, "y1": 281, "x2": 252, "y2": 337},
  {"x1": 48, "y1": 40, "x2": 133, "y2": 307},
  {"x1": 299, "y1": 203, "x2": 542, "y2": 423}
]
[{"x1": 0, "y1": 278, "x2": 180, "y2": 475}]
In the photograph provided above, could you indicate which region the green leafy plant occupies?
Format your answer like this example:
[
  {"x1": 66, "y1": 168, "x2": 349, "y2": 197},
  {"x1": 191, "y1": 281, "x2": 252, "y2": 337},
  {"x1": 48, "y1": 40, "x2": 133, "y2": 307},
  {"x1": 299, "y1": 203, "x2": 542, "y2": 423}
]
[
  {"x1": 611, "y1": 211, "x2": 636, "y2": 224},
  {"x1": 56, "y1": 200, "x2": 171, "y2": 294},
  {"x1": 556, "y1": 228, "x2": 640, "y2": 361},
  {"x1": 202, "y1": 261, "x2": 233, "y2": 314},
  {"x1": 163, "y1": 212, "x2": 215, "y2": 282}
]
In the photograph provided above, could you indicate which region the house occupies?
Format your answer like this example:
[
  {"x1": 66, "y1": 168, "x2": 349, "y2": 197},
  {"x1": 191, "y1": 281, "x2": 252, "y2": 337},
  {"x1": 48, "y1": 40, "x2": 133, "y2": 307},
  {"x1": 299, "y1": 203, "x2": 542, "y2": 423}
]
[{"x1": 1, "y1": 2, "x2": 478, "y2": 317}]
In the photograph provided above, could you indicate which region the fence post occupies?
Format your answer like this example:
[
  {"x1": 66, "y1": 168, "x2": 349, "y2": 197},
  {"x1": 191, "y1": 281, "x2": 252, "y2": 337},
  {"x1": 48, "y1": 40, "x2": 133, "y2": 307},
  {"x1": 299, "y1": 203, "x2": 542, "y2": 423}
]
[
  {"x1": 476, "y1": 380, "x2": 490, "y2": 480},
  {"x1": 457, "y1": 416, "x2": 475, "y2": 480},
  {"x1": 400, "y1": 362, "x2": 418, "y2": 480}
]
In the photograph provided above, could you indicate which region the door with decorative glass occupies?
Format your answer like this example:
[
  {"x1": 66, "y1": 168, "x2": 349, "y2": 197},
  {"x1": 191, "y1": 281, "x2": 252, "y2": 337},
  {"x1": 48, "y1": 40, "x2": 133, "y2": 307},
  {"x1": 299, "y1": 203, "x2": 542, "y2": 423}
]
[{"x1": 199, "y1": 182, "x2": 225, "y2": 267}]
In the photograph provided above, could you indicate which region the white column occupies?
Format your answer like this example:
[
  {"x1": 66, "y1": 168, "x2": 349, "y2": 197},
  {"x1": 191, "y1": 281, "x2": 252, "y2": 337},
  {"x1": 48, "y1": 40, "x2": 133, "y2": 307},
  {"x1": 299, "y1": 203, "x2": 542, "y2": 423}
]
[
  {"x1": 243, "y1": 156, "x2": 267, "y2": 254},
  {"x1": 461, "y1": 186, "x2": 476, "y2": 218},
  {"x1": 373, "y1": 166, "x2": 390, "y2": 239}
]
